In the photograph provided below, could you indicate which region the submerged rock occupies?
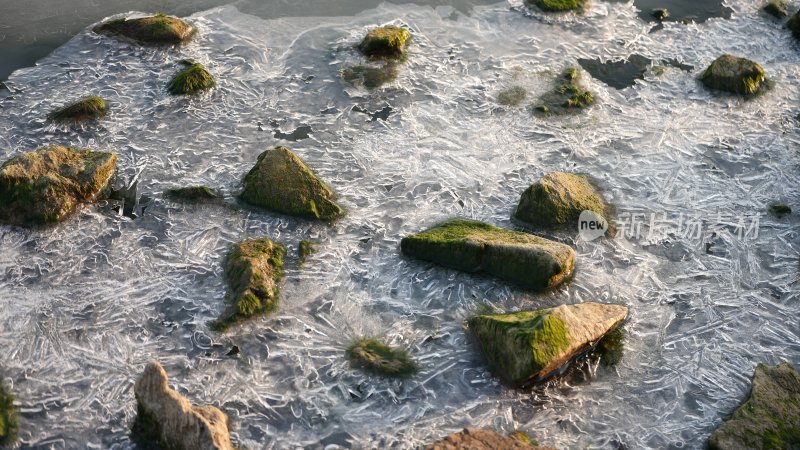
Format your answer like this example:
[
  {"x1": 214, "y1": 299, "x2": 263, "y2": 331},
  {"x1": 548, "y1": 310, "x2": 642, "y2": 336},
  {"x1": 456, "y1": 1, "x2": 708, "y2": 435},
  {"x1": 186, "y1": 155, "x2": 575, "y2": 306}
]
[
  {"x1": 788, "y1": 11, "x2": 800, "y2": 38},
  {"x1": 132, "y1": 361, "x2": 234, "y2": 450},
  {"x1": 763, "y1": 0, "x2": 789, "y2": 18},
  {"x1": 358, "y1": 26, "x2": 411, "y2": 58},
  {"x1": 400, "y1": 220, "x2": 576, "y2": 290},
  {"x1": 0, "y1": 381, "x2": 18, "y2": 446},
  {"x1": 298, "y1": 240, "x2": 315, "y2": 265},
  {"x1": 212, "y1": 238, "x2": 286, "y2": 331},
  {"x1": 513, "y1": 172, "x2": 613, "y2": 232},
  {"x1": 532, "y1": 68, "x2": 595, "y2": 115},
  {"x1": 701, "y1": 54, "x2": 766, "y2": 96},
  {"x1": 469, "y1": 302, "x2": 628, "y2": 385},
  {"x1": 346, "y1": 338, "x2": 419, "y2": 378},
  {"x1": 168, "y1": 62, "x2": 215, "y2": 95},
  {"x1": 164, "y1": 185, "x2": 222, "y2": 203},
  {"x1": 708, "y1": 362, "x2": 800, "y2": 450},
  {"x1": 341, "y1": 64, "x2": 398, "y2": 90},
  {"x1": 426, "y1": 428, "x2": 556, "y2": 449},
  {"x1": 652, "y1": 8, "x2": 670, "y2": 20},
  {"x1": 240, "y1": 146, "x2": 344, "y2": 221},
  {"x1": 769, "y1": 203, "x2": 792, "y2": 216},
  {"x1": 526, "y1": 0, "x2": 586, "y2": 12},
  {"x1": 0, "y1": 145, "x2": 117, "y2": 225},
  {"x1": 48, "y1": 95, "x2": 108, "y2": 123},
  {"x1": 497, "y1": 86, "x2": 528, "y2": 106},
  {"x1": 94, "y1": 14, "x2": 196, "y2": 45}
]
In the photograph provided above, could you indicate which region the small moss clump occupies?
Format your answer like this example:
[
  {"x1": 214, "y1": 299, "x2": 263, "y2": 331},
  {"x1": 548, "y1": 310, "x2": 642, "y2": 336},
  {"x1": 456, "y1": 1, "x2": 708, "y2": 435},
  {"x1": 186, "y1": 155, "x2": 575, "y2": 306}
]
[
  {"x1": 341, "y1": 64, "x2": 398, "y2": 90},
  {"x1": 652, "y1": 8, "x2": 670, "y2": 20},
  {"x1": 701, "y1": 54, "x2": 766, "y2": 96},
  {"x1": 48, "y1": 95, "x2": 108, "y2": 123},
  {"x1": 531, "y1": 68, "x2": 595, "y2": 115},
  {"x1": 0, "y1": 382, "x2": 18, "y2": 446},
  {"x1": 497, "y1": 86, "x2": 528, "y2": 106},
  {"x1": 358, "y1": 26, "x2": 411, "y2": 59},
  {"x1": 763, "y1": 0, "x2": 789, "y2": 18},
  {"x1": 168, "y1": 62, "x2": 215, "y2": 95},
  {"x1": 298, "y1": 240, "x2": 315, "y2": 265},
  {"x1": 94, "y1": 14, "x2": 196, "y2": 45},
  {"x1": 769, "y1": 203, "x2": 792, "y2": 216},
  {"x1": 346, "y1": 338, "x2": 418, "y2": 378},
  {"x1": 164, "y1": 185, "x2": 221, "y2": 203}
]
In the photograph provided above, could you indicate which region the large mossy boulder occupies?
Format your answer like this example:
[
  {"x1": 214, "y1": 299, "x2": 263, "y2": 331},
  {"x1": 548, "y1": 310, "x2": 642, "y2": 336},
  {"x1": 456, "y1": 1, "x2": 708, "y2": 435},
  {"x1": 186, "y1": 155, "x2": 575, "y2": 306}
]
[
  {"x1": 358, "y1": 26, "x2": 411, "y2": 59},
  {"x1": 400, "y1": 220, "x2": 575, "y2": 290},
  {"x1": 240, "y1": 146, "x2": 344, "y2": 221},
  {"x1": 701, "y1": 54, "x2": 766, "y2": 96},
  {"x1": 168, "y1": 62, "x2": 215, "y2": 96},
  {"x1": 0, "y1": 381, "x2": 18, "y2": 447},
  {"x1": 426, "y1": 428, "x2": 556, "y2": 450},
  {"x1": 0, "y1": 145, "x2": 117, "y2": 225},
  {"x1": 346, "y1": 338, "x2": 419, "y2": 378},
  {"x1": 132, "y1": 361, "x2": 234, "y2": 450},
  {"x1": 513, "y1": 172, "x2": 612, "y2": 232},
  {"x1": 94, "y1": 14, "x2": 196, "y2": 45},
  {"x1": 48, "y1": 95, "x2": 108, "y2": 123},
  {"x1": 708, "y1": 362, "x2": 800, "y2": 450},
  {"x1": 469, "y1": 302, "x2": 628, "y2": 385},
  {"x1": 212, "y1": 238, "x2": 286, "y2": 331}
]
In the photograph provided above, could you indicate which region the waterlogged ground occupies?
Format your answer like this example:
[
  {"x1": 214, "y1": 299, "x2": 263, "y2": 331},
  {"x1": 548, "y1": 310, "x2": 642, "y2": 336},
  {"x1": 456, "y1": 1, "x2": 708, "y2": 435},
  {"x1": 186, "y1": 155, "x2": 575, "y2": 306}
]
[{"x1": 0, "y1": 1, "x2": 798, "y2": 448}]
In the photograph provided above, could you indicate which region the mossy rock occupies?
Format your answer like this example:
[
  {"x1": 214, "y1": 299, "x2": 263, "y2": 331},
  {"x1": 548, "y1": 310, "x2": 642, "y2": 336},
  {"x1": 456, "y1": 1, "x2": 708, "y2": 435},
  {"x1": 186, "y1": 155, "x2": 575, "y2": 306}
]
[
  {"x1": 400, "y1": 220, "x2": 576, "y2": 290},
  {"x1": 164, "y1": 185, "x2": 222, "y2": 203},
  {"x1": 0, "y1": 381, "x2": 18, "y2": 446},
  {"x1": 763, "y1": 0, "x2": 789, "y2": 18},
  {"x1": 341, "y1": 64, "x2": 398, "y2": 90},
  {"x1": 789, "y1": 11, "x2": 800, "y2": 38},
  {"x1": 346, "y1": 338, "x2": 418, "y2": 378},
  {"x1": 48, "y1": 95, "x2": 108, "y2": 123},
  {"x1": 531, "y1": 68, "x2": 595, "y2": 115},
  {"x1": 358, "y1": 26, "x2": 411, "y2": 59},
  {"x1": 701, "y1": 54, "x2": 767, "y2": 96},
  {"x1": 769, "y1": 203, "x2": 792, "y2": 216},
  {"x1": 497, "y1": 86, "x2": 528, "y2": 106},
  {"x1": 513, "y1": 172, "x2": 613, "y2": 233},
  {"x1": 211, "y1": 238, "x2": 286, "y2": 331},
  {"x1": 93, "y1": 14, "x2": 196, "y2": 45},
  {"x1": 652, "y1": 8, "x2": 670, "y2": 20},
  {"x1": 298, "y1": 240, "x2": 315, "y2": 265},
  {"x1": 468, "y1": 302, "x2": 628, "y2": 385},
  {"x1": 526, "y1": 0, "x2": 586, "y2": 12},
  {"x1": 709, "y1": 362, "x2": 800, "y2": 450},
  {"x1": 0, "y1": 145, "x2": 117, "y2": 225},
  {"x1": 240, "y1": 146, "x2": 344, "y2": 221},
  {"x1": 168, "y1": 62, "x2": 215, "y2": 96},
  {"x1": 426, "y1": 428, "x2": 553, "y2": 449}
]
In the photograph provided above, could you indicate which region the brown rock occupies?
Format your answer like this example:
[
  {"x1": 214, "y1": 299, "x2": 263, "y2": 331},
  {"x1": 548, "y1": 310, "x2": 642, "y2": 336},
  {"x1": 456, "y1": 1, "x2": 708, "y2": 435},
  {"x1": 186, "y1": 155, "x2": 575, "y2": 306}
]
[{"x1": 426, "y1": 428, "x2": 556, "y2": 450}]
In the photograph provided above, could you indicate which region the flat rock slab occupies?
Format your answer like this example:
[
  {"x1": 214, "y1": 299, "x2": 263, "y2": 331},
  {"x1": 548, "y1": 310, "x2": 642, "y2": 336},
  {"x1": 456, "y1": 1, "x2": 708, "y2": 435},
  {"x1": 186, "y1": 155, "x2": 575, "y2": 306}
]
[
  {"x1": 133, "y1": 361, "x2": 234, "y2": 450},
  {"x1": 701, "y1": 54, "x2": 766, "y2": 96},
  {"x1": 425, "y1": 428, "x2": 556, "y2": 449},
  {"x1": 401, "y1": 220, "x2": 575, "y2": 290},
  {"x1": 0, "y1": 145, "x2": 116, "y2": 225},
  {"x1": 469, "y1": 302, "x2": 628, "y2": 385},
  {"x1": 709, "y1": 362, "x2": 800, "y2": 450}
]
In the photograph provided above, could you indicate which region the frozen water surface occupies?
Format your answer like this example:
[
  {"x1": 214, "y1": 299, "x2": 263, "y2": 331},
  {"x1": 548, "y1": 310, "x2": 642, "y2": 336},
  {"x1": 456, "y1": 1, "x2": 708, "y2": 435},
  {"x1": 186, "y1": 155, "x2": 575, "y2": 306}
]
[{"x1": 0, "y1": 0, "x2": 799, "y2": 448}]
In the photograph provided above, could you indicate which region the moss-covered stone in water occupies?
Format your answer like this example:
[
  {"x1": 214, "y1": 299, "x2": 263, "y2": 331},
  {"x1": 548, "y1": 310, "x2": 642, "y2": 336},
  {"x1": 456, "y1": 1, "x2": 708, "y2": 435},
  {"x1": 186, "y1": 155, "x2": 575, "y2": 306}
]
[
  {"x1": 595, "y1": 327, "x2": 625, "y2": 366},
  {"x1": 240, "y1": 146, "x2": 344, "y2": 221},
  {"x1": 763, "y1": 0, "x2": 789, "y2": 18},
  {"x1": 0, "y1": 145, "x2": 117, "y2": 226},
  {"x1": 769, "y1": 203, "x2": 792, "y2": 216},
  {"x1": 164, "y1": 185, "x2": 221, "y2": 203},
  {"x1": 400, "y1": 220, "x2": 576, "y2": 290},
  {"x1": 708, "y1": 362, "x2": 800, "y2": 450},
  {"x1": 0, "y1": 381, "x2": 18, "y2": 446},
  {"x1": 788, "y1": 11, "x2": 800, "y2": 38},
  {"x1": 497, "y1": 86, "x2": 528, "y2": 106},
  {"x1": 531, "y1": 68, "x2": 595, "y2": 115},
  {"x1": 211, "y1": 238, "x2": 286, "y2": 331},
  {"x1": 341, "y1": 64, "x2": 398, "y2": 90},
  {"x1": 48, "y1": 95, "x2": 108, "y2": 123},
  {"x1": 93, "y1": 14, "x2": 196, "y2": 45},
  {"x1": 346, "y1": 338, "x2": 418, "y2": 378},
  {"x1": 514, "y1": 172, "x2": 612, "y2": 234},
  {"x1": 358, "y1": 26, "x2": 411, "y2": 58},
  {"x1": 652, "y1": 8, "x2": 670, "y2": 20},
  {"x1": 527, "y1": 0, "x2": 585, "y2": 11},
  {"x1": 298, "y1": 240, "x2": 315, "y2": 265},
  {"x1": 701, "y1": 54, "x2": 766, "y2": 96},
  {"x1": 168, "y1": 62, "x2": 215, "y2": 95}
]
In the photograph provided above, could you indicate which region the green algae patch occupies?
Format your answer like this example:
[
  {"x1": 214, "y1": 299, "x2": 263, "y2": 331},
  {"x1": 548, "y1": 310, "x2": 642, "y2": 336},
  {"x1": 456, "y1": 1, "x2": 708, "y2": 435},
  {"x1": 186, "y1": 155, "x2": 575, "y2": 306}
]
[
  {"x1": 240, "y1": 146, "x2": 344, "y2": 221},
  {"x1": 168, "y1": 62, "x2": 215, "y2": 96},
  {"x1": 514, "y1": 172, "x2": 613, "y2": 233},
  {"x1": 0, "y1": 381, "x2": 18, "y2": 446},
  {"x1": 94, "y1": 14, "x2": 196, "y2": 45},
  {"x1": 709, "y1": 362, "x2": 800, "y2": 450},
  {"x1": 211, "y1": 238, "x2": 286, "y2": 331},
  {"x1": 164, "y1": 185, "x2": 222, "y2": 203},
  {"x1": 701, "y1": 54, "x2": 767, "y2": 96},
  {"x1": 48, "y1": 95, "x2": 108, "y2": 123},
  {"x1": 789, "y1": 11, "x2": 800, "y2": 38},
  {"x1": 400, "y1": 219, "x2": 576, "y2": 290},
  {"x1": 531, "y1": 68, "x2": 595, "y2": 116},
  {"x1": 341, "y1": 64, "x2": 398, "y2": 90},
  {"x1": 497, "y1": 86, "x2": 528, "y2": 106},
  {"x1": 298, "y1": 240, "x2": 315, "y2": 265},
  {"x1": 769, "y1": 203, "x2": 792, "y2": 216},
  {"x1": 763, "y1": 0, "x2": 789, "y2": 18},
  {"x1": 358, "y1": 26, "x2": 411, "y2": 59},
  {"x1": 527, "y1": 0, "x2": 586, "y2": 11},
  {"x1": 0, "y1": 145, "x2": 117, "y2": 226},
  {"x1": 346, "y1": 338, "x2": 418, "y2": 378}
]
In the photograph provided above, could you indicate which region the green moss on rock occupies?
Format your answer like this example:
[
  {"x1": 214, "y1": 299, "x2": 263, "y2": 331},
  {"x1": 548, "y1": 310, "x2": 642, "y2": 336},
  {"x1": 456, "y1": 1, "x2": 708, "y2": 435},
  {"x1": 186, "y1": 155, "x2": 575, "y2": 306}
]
[
  {"x1": 48, "y1": 95, "x2": 108, "y2": 123},
  {"x1": 513, "y1": 172, "x2": 613, "y2": 232},
  {"x1": 526, "y1": 0, "x2": 586, "y2": 11},
  {"x1": 346, "y1": 338, "x2": 418, "y2": 378},
  {"x1": 763, "y1": 0, "x2": 789, "y2": 18},
  {"x1": 497, "y1": 86, "x2": 528, "y2": 106},
  {"x1": 240, "y1": 146, "x2": 344, "y2": 221},
  {"x1": 94, "y1": 14, "x2": 196, "y2": 45},
  {"x1": 164, "y1": 185, "x2": 221, "y2": 203},
  {"x1": 400, "y1": 219, "x2": 576, "y2": 290},
  {"x1": 0, "y1": 145, "x2": 117, "y2": 226},
  {"x1": 701, "y1": 54, "x2": 767, "y2": 96},
  {"x1": 168, "y1": 62, "x2": 215, "y2": 95},
  {"x1": 709, "y1": 362, "x2": 800, "y2": 450},
  {"x1": 299, "y1": 240, "x2": 315, "y2": 265},
  {"x1": 211, "y1": 238, "x2": 286, "y2": 331},
  {"x1": 595, "y1": 327, "x2": 625, "y2": 366},
  {"x1": 789, "y1": 11, "x2": 800, "y2": 38},
  {"x1": 531, "y1": 68, "x2": 595, "y2": 115},
  {"x1": 358, "y1": 26, "x2": 411, "y2": 59},
  {"x1": 341, "y1": 64, "x2": 398, "y2": 90},
  {"x1": 0, "y1": 381, "x2": 18, "y2": 446}
]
